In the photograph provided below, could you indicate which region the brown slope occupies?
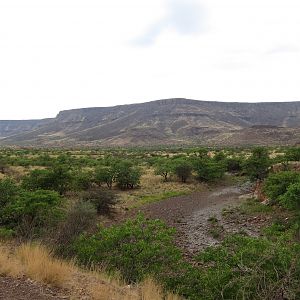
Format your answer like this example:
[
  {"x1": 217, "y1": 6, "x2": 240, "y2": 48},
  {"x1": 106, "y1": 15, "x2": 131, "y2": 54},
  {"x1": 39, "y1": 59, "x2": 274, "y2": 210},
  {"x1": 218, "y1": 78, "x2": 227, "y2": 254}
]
[{"x1": 1, "y1": 98, "x2": 300, "y2": 146}]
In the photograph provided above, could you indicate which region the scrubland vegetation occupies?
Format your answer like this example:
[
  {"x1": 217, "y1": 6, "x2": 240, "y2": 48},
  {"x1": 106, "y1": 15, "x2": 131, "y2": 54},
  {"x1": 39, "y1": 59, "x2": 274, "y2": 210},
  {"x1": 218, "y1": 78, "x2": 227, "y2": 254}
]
[{"x1": 0, "y1": 146, "x2": 300, "y2": 299}]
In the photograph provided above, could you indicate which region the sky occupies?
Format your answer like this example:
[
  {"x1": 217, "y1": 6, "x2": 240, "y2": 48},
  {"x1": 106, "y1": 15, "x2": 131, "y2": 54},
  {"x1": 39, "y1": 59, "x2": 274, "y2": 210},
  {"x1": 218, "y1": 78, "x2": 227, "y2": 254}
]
[{"x1": 0, "y1": 0, "x2": 300, "y2": 119}]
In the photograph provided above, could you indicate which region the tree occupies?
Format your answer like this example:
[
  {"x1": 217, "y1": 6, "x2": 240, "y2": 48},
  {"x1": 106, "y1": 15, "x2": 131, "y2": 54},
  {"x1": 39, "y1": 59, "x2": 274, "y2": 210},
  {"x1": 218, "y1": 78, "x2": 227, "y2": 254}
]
[
  {"x1": 71, "y1": 170, "x2": 94, "y2": 191},
  {"x1": 95, "y1": 166, "x2": 115, "y2": 189},
  {"x1": 22, "y1": 165, "x2": 72, "y2": 195},
  {"x1": 154, "y1": 159, "x2": 173, "y2": 182},
  {"x1": 115, "y1": 161, "x2": 141, "y2": 190},
  {"x1": 173, "y1": 159, "x2": 192, "y2": 183},
  {"x1": 243, "y1": 147, "x2": 270, "y2": 181},
  {"x1": 82, "y1": 188, "x2": 119, "y2": 215},
  {"x1": 194, "y1": 158, "x2": 225, "y2": 182}
]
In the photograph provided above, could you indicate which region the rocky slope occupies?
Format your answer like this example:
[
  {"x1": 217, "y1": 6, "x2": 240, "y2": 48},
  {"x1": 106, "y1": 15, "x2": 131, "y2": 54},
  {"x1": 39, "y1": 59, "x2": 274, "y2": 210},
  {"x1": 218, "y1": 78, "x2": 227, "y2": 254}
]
[{"x1": 1, "y1": 98, "x2": 300, "y2": 147}]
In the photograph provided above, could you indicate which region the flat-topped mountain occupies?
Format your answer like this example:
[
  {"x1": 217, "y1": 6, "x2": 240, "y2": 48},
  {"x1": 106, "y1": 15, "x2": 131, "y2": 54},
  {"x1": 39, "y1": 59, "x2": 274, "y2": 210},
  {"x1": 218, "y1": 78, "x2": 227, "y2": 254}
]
[{"x1": 1, "y1": 98, "x2": 300, "y2": 147}]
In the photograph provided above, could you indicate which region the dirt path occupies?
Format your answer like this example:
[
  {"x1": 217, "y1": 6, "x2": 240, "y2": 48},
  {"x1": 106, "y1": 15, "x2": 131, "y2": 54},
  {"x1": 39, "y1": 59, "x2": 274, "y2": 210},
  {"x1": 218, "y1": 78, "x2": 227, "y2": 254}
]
[
  {"x1": 139, "y1": 183, "x2": 251, "y2": 255},
  {"x1": 0, "y1": 276, "x2": 68, "y2": 300}
]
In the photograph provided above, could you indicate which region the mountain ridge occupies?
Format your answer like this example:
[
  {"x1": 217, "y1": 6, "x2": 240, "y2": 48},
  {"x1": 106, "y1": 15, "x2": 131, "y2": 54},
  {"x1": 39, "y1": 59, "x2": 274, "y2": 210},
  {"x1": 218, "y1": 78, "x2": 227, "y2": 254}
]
[{"x1": 1, "y1": 98, "x2": 300, "y2": 147}]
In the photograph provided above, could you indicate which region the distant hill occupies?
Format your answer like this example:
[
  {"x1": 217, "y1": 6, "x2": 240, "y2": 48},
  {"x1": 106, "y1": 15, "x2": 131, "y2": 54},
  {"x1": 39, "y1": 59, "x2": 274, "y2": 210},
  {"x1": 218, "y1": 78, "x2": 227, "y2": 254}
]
[{"x1": 1, "y1": 98, "x2": 300, "y2": 147}]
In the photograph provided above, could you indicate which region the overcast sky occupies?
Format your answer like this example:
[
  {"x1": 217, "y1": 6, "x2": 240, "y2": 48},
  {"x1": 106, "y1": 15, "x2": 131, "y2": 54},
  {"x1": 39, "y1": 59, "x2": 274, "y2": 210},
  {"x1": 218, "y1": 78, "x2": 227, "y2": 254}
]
[{"x1": 1, "y1": 0, "x2": 300, "y2": 119}]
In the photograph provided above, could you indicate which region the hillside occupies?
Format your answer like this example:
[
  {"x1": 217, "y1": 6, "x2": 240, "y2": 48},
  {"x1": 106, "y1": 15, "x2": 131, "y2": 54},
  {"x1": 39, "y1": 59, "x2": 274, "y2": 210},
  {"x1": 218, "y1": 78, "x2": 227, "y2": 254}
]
[{"x1": 1, "y1": 98, "x2": 300, "y2": 147}]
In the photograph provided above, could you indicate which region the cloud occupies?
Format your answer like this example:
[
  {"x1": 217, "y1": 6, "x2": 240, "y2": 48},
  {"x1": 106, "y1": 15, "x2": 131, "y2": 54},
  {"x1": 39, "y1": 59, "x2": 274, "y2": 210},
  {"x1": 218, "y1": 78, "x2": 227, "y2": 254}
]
[
  {"x1": 265, "y1": 45, "x2": 300, "y2": 55},
  {"x1": 133, "y1": 0, "x2": 206, "y2": 46}
]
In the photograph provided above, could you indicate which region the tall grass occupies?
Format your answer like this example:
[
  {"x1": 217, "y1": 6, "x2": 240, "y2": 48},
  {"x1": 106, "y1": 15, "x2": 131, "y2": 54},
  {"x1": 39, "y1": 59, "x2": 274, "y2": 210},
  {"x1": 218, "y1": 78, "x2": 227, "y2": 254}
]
[{"x1": 17, "y1": 243, "x2": 72, "y2": 287}]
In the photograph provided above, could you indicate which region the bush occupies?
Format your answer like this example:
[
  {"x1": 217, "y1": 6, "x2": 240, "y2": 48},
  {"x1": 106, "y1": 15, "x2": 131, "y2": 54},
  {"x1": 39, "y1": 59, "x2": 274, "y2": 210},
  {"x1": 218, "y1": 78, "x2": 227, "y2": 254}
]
[
  {"x1": 22, "y1": 165, "x2": 73, "y2": 195},
  {"x1": 73, "y1": 214, "x2": 182, "y2": 283},
  {"x1": 54, "y1": 200, "x2": 97, "y2": 257},
  {"x1": 154, "y1": 159, "x2": 173, "y2": 182},
  {"x1": 263, "y1": 171, "x2": 300, "y2": 202},
  {"x1": 115, "y1": 161, "x2": 141, "y2": 190},
  {"x1": 0, "y1": 178, "x2": 19, "y2": 207},
  {"x1": 0, "y1": 187, "x2": 62, "y2": 238},
  {"x1": 95, "y1": 166, "x2": 115, "y2": 189},
  {"x1": 194, "y1": 159, "x2": 225, "y2": 182},
  {"x1": 71, "y1": 170, "x2": 94, "y2": 191},
  {"x1": 173, "y1": 159, "x2": 192, "y2": 183},
  {"x1": 196, "y1": 234, "x2": 300, "y2": 300},
  {"x1": 225, "y1": 157, "x2": 243, "y2": 173},
  {"x1": 243, "y1": 147, "x2": 270, "y2": 181},
  {"x1": 81, "y1": 188, "x2": 119, "y2": 215},
  {"x1": 280, "y1": 182, "x2": 300, "y2": 210}
]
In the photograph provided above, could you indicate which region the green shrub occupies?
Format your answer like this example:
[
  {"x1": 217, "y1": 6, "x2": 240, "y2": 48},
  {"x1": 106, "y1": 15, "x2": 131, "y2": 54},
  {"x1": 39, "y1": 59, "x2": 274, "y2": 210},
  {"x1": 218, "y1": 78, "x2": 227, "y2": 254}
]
[
  {"x1": 0, "y1": 178, "x2": 19, "y2": 207},
  {"x1": 194, "y1": 159, "x2": 225, "y2": 182},
  {"x1": 54, "y1": 200, "x2": 97, "y2": 257},
  {"x1": 196, "y1": 234, "x2": 300, "y2": 300},
  {"x1": 95, "y1": 166, "x2": 115, "y2": 189},
  {"x1": 243, "y1": 147, "x2": 270, "y2": 181},
  {"x1": 263, "y1": 171, "x2": 300, "y2": 202},
  {"x1": 154, "y1": 159, "x2": 173, "y2": 182},
  {"x1": 22, "y1": 165, "x2": 72, "y2": 195},
  {"x1": 280, "y1": 182, "x2": 300, "y2": 210},
  {"x1": 81, "y1": 188, "x2": 119, "y2": 215},
  {"x1": 73, "y1": 214, "x2": 182, "y2": 283},
  {"x1": 0, "y1": 187, "x2": 62, "y2": 238},
  {"x1": 0, "y1": 227, "x2": 15, "y2": 239},
  {"x1": 71, "y1": 170, "x2": 94, "y2": 191},
  {"x1": 115, "y1": 161, "x2": 141, "y2": 190},
  {"x1": 173, "y1": 159, "x2": 193, "y2": 183}
]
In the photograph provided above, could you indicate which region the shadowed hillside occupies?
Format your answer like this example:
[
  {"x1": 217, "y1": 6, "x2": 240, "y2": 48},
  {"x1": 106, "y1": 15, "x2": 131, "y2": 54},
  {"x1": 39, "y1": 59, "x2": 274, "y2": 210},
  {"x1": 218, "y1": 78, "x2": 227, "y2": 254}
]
[{"x1": 1, "y1": 98, "x2": 300, "y2": 146}]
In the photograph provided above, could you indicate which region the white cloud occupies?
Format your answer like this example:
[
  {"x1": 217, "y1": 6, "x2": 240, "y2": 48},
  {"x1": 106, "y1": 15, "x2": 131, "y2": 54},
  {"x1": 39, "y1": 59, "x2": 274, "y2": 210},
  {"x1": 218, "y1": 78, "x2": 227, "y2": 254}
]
[{"x1": 0, "y1": 0, "x2": 300, "y2": 119}]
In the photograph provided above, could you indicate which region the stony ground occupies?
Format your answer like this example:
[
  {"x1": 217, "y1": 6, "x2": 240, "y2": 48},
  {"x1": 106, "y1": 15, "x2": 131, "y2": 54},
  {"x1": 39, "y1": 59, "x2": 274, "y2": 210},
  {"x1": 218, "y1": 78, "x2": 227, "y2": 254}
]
[
  {"x1": 0, "y1": 276, "x2": 68, "y2": 300},
  {"x1": 139, "y1": 182, "x2": 252, "y2": 256}
]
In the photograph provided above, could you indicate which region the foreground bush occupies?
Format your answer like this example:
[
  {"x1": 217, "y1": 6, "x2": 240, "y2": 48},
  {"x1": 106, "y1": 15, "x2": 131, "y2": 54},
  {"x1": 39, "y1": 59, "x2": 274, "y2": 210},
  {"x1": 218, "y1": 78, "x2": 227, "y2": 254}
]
[
  {"x1": 263, "y1": 171, "x2": 300, "y2": 202},
  {"x1": 73, "y1": 214, "x2": 182, "y2": 283},
  {"x1": 0, "y1": 177, "x2": 62, "y2": 237},
  {"x1": 196, "y1": 234, "x2": 300, "y2": 300}
]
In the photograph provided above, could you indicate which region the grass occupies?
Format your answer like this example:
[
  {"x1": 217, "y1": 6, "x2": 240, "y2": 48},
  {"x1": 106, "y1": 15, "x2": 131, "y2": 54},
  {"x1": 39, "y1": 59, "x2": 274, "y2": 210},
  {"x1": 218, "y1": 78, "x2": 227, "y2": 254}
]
[
  {"x1": 119, "y1": 167, "x2": 205, "y2": 209},
  {"x1": 131, "y1": 191, "x2": 187, "y2": 208},
  {"x1": 0, "y1": 242, "x2": 183, "y2": 299},
  {"x1": 17, "y1": 243, "x2": 72, "y2": 287}
]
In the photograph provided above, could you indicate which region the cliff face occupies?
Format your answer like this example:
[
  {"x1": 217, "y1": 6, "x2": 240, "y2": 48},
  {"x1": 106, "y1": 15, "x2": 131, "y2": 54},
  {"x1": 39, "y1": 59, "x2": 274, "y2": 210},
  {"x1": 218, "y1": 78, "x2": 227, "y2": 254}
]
[{"x1": 1, "y1": 98, "x2": 300, "y2": 147}]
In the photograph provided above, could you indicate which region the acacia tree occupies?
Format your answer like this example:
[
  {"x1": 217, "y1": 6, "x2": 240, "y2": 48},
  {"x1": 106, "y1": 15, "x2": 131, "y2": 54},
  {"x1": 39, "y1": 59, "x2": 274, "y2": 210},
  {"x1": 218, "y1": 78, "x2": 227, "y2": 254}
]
[
  {"x1": 243, "y1": 147, "x2": 270, "y2": 181},
  {"x1": 95, "y1": 166, "x2": 115, "y2": 189},
  {"x1": 173, "y1": 159, "x2": 192, "y2": 183},
  {"x1": 154, "y1": 159, "x2": 173, "y2": 182}
]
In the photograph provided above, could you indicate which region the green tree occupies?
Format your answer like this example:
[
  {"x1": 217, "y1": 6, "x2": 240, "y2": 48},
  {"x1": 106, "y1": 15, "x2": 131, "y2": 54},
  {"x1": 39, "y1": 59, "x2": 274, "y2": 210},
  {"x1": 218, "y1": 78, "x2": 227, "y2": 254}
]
[
  {"x1": 173, "y1": 159, "x2": 192, "y2": 183},
  {"x1": 115, "y1": 161, "x2": 141, "y2": 190},
  {"x1": 243, "y1": 147, "x2": 270, "y2": 181},
  {"x1": 154, "y1": 159, "x2": 173, "y2": 182},
  {"x1": 194, "y1": 158, "x2": 225, "y2": 182},
  {"x1": 22, "y1": 165, "x2": 72, "y2": 195},
  {"x1": 95, "y1": 166, "x2": 115, "y2": 189},
  {"x1": 81, "y1": 188, "x2": 119, "y2": 215}
]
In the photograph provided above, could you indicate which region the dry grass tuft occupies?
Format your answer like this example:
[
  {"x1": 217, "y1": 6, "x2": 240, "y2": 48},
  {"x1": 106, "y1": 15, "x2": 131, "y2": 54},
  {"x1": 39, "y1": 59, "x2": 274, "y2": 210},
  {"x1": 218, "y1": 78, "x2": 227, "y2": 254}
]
[
  {"x1": 0, "y1": 242, "x2": 183, "y2": 299},
  {"x1": 0, "y1": 246, "x2": 22, "y2": 277},
  {"x1": 17, "y1": 243, "x2": 72, "y2": 287},
  {"x1": 140, "y1": 278, "x2": 164, "y2": 300}
]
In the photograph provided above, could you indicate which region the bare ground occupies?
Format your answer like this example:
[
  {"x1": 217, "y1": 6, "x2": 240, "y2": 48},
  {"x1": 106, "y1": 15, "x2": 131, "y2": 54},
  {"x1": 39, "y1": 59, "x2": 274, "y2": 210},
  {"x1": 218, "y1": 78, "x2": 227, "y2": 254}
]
[
  {"x1": 137, "y1": 182, "x2": 253, "y2": 256},
  {"x1": 0, "y1": 276, "x2": 68, "y2": 300}
]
